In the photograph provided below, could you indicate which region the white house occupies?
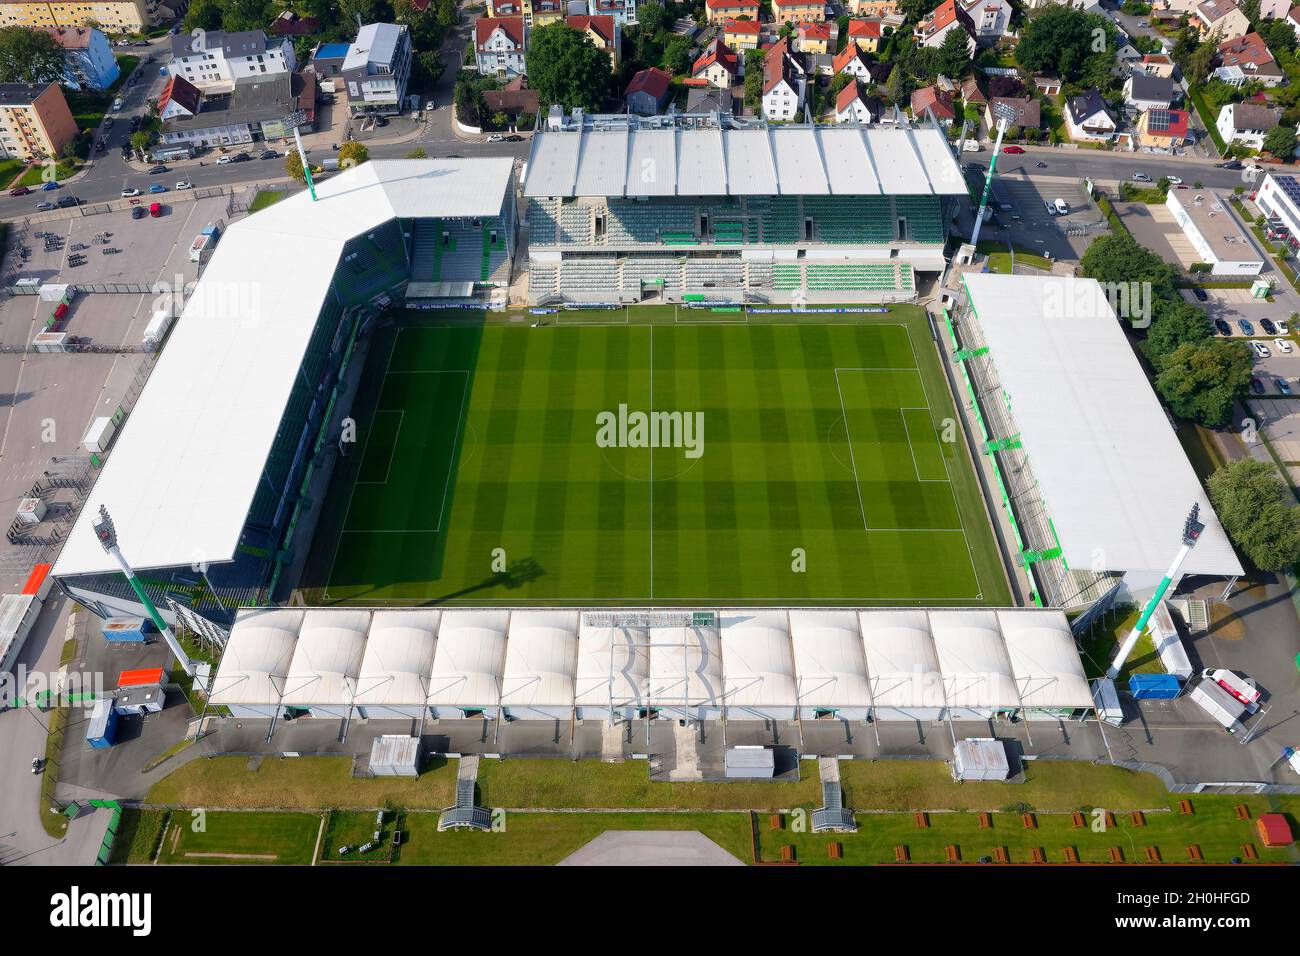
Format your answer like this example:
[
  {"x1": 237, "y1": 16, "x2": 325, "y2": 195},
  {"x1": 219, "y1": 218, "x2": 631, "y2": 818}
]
[
  {"x1": 836, "y1": 83, "x2": 878, "y2": 123},
  {"x1": 761, "y1": 38, "x2": 807, "y2": 121},
  {"x1": 915, "y1": 0, "x2": 976, "y2": 56},
  {"x1": 1165, "y1": 189, "x2": 1264, "y2": 276},
  {"x1": 1123, "y1": 73, "x2": 1174, "y2": 112},
  {"x1": 167, "y1": 30, "x2": 295, "y2": 94},
  {"x1": 1064, "y1": 88, "x2": 1116, "y2": 142},
  {"x1": 961, "y1": 0, "x2": 1012, "y2": 45},
  {"x1": 475, "y1": 16, "x2": 528, "y2": 78},
  {"x1": 1216, "y1": 101, "x2": 1281, "y2": 150},
  {"x1": 1255, "y1": 172, "x2": 1300, "y2": 242}
]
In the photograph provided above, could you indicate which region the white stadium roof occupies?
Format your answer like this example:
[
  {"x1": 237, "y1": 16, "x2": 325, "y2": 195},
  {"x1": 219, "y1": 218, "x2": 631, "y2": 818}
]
[
  {"x1": 208, "y1": 608, "x2": 302, "y2": 706},
  {"x1": 501, "y1": 610, "x2": 579, "y2": 708},
  {"x1": 353, "y1": 609, "x2": 440, "y2": 707},
  {"x1": 719, "y1": 611, "x2": 797, "y2": 709},
  {"x1": 646, "y1": 622, "x2": 722, "y2": 708},
  {"x1": 961, "y1": 274, "x2": 1241, "y2": 578},
  {"x1": 574, "y1": 622, "x2": 650, "y2": 709},
  {"x1": 280, "y1": 609, "x2": 369, "y2": 706},
  {"x1": 52, "y1": 159, "x2": 513, "y2": 580},
  {"x1": 523, "y1": 125, "x2": 965, "y2": 198},
  {"x1": 789, "y1": 610, "x2": 872, "y2": 709},
  {"x1": 930, "y1": 610, "x2": 1020, "y2": 710},
  {"x1": 427, "y1": 609, "x2": 510, "y2": 708},
  {"x1": 859, "y1": 610, "x2": 946, "y2": 710},
  {"x1": 997, "y1": 609, "x2": 1094, "y2": 710}
]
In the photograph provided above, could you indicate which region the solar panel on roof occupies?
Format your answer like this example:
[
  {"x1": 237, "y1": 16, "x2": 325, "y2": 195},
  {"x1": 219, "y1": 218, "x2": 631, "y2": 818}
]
[
  {"x1": 1275, "y1": 175, "x2": 1300, "y2": 206},
  {"x1": 1148, "y1": 109, "x2": 1170, "y2": 131}
]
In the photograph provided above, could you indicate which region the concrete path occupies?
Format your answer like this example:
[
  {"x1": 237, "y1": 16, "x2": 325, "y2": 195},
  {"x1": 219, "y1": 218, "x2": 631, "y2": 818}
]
[{"x1": 557, "y1": 831, "x2": 745, "y2": 866}]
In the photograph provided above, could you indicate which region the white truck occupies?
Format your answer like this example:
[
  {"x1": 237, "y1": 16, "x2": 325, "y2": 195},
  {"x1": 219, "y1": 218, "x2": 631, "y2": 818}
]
[
  {"x1": 1202, "y1": 668, "x2": 1261, "y2": 710},
  {"x1": 1189, "y1": 677, "x2": 1248, "y2": 732}
]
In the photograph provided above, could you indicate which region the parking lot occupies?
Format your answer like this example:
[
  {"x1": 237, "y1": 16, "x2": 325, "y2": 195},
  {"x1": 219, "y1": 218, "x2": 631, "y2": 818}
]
[{"x1": 975, "y1": 170, "x2": 1104, "y2": 262}]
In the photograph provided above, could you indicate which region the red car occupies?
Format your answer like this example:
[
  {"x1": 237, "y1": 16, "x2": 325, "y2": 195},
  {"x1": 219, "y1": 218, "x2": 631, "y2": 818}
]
[
  {"x1": 1002, "y1": 145, "x2": 1025, "y2": 154},
  {"x1": 8, "y1": 186, "x2": 30, "y2": 197}
]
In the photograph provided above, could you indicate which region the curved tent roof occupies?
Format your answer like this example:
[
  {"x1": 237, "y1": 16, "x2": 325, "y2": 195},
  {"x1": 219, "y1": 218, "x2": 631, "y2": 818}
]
[
  {"x1": 646, "y1": 621, "x2": 722, "y2": 708},
  {"x1": 209, "y1": 608, "x2": 302, "y2": 706},
  {"x1": 281, "y1": 609, "x2": 369, "y2": 706},
  {"x1": 575, "y1": 620, "x2": 650, "y2": 710},
  {"x1": 501, "y1": 610, "x2": 580, "y2": 708},
  {"x1": 997, "y1": 609, "x2": 1094, "y2": 710},
  {"x1": 354, "y1": 609, "x2": 440, "y2": 707},
  {"x1": 428, "y1": 609, "x2": 509, "y2": 708},
  {"x1": 719, "y1": 610, "x2": 797, "y2": 709},
  {"x1": 789, "y1": 610, "x2": 872, "y2": 709},
  {"x1": 930, "y1": 610, "x2": 1020, "y2": 709},
  {"x1": 859, "y1": 610, "x2": 945, "y2": 709}
]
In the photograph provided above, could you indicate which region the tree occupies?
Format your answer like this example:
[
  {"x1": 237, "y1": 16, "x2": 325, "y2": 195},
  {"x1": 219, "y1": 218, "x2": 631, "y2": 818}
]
[
  {"x1": 743, "y1": 50, "x2": 765, "y2": 113},
  {"x1": 1080, "y1": 231, "x2": 1179, "y2": 314},
  {"x1": 1154, "y1": 339, "x2": 1252, "y2": 427},
  {"x1": 1142, "y1": 299, "x2": 1211, "y2": 362},
  {"x1": 526, "y1": 23, "x2": 613, "y2": 112},
  {"x1": 1015, "y1": 6, "x2": 1117, "y2": 85},
  {"x1": 936, "y1": 27, "x2": 970, "y2": 79},
  {"x1": 638, "y1": 1, "x2": 668, "y2": 36},
  {"x1": 404, "y1": 146, "x2": 427, "y2": 158},
  {"x1": 0, "y1": 27, "x2": 68, "y2": 84},
  {"x1": 885, "y1": 65, "x2": 912, "y2": 107},
  {"x1": 1265, "y1": 125, "x2": 1297, "y2": 158},
  {"x1": 285, "y1": 149, "x2": 307, "y2": 183},
  {"x1": 1184, "y1": 42, "x2": 1216, "y2": 86},
  {"x1": 183, "y1": 0, "x2": 224, "y2": 33},
  {"x1": 338, "y1": 140, "x2": 369, "y2": 168},
  {"x1": 898, "y1": 0, "x2": 938, "y2": 22},
  {"x1": 664, "y1": 34, "x2": 691, "y2": 75},
  {"x1": 222, "y1": 0, "x2": 274, "y2": 33},
  {"x1": 1239, "y1": 0, "x2": 1261, "y2": 23},
  {"x1": 129, "y1": 131, "x2": 151, "y2": 158},
  {"x1": 1208, "y1": 459, "x2": 1300, "y2": 570}
]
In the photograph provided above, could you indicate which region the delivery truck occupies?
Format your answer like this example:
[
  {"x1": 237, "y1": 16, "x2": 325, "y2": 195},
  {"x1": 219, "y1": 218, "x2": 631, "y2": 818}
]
[
  {"x1": 1202, "y1": 668, "x2": 1260, "y2": 709},
  {"x1": 1189, "y1": 677, "x2": 1247, "y2": 732},
  {"x1": 82, "y1": 415, "x2": 118, "y2": 455}
]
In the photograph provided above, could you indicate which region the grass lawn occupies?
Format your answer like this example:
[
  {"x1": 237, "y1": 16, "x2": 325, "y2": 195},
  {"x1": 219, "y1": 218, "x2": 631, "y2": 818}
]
[
  {"x1": 154, "y1": 810, "x2": 321, "y2": 865},
  {"x1": 319, "y1": 809, "x2": 402, "y2": 862},
  {"x1": 249, "y1": 190, "x2": 287, "y2": 212},
  {"x1": 1075, "y1": 606, "x2": 1164, "y2": 681},
  {"x1": 302, "y1": 305, "x2": 1007, "y2": 606},
  {"x1": 17, "y1": 160, "x2": 78, "y2": 188},
  {"x1": 1188, "y1": 87, "x2": 1227, "y2": 154},
  {"x1": 107, "y1": 808, "x2": 169, "y2": 864},
  {"x1": 0, "y1": 157, "x2": 23, "y2": 186}
]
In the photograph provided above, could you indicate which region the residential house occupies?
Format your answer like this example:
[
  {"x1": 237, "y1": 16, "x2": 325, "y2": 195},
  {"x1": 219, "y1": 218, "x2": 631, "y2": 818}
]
[
  {"x1": 588, "y1": 0, "x2": 636, "y2": 27},
  {"x1": 0, "y1": 0, "x2": 151, "y2": 33},
  {"x1": 158, "y1": 74, "x2": 203, "y2": 122},
  {"x1": 850, "y1": 0, "x2": 898, "y2": 13},
  {"x1": 487, "y1": 0, "x2": 531, "y2": 20},
  {"x1": 693, "y1": 38, "x2": 740, "y2": 88},
  {"x1": 1259, "y1": 0, "x2": 1290, "y2": 16},
  {"x1": 484, "y1": 75, "x2": 540, "y2": 125},
  {"x1": 705, "y1": 0, "x2": 760, "y2": 23},
  {"x1": 1288, "y1": 4, "x2": 1300, "y2": 34},
  {"x1": 476, "y1": 16, "x2": 528, "y2": 78},
  {"x1": 1215, "y1": 32, "x2": 1284, "y2": 86},
  {"x1": 340, "y1": 23, "x2": 412, "y2": 115},
  {"x1": 846, "y1": 19, "x2": 882, "y2": 53},
  {"x1": 961, "y1": 74, "x2": 987, "y2": 108},
  {"x1": 796, "y1": 20, "x2": 833, "y2": 54},
  {"x1": 159, "y1": 73, "x2": 308, "y2": 149},
  {"x1": 1123, "y1": 73, "x2": 1175, "y2": 111},
  {"x1": 1135, "y1": 107, "x2": 1190, "y2": 151},
  {"x1": 531, "y1": 1, "x2": 564, "y2": 27},
  {"x1": 912, "y1": 85, "x2": 955, "y2": 124},
  {"x1": 723, "y1": 18, "x2": 761, "y2": 50},
  {"x1": 962, "y1": 0, "x2": 1012, "y2": 46},
  {"x1": 686, "y1": 86, "x2": 736, "y2": 115},
  {"x1": 772, "y1": 0, "x2": 825, "y2": 24},
  {"x1": 0, "y1": 82, "x2": 76, "y2": 161},
  {"x1": 270, "y1": 11, "x2": 321, "y2": 36},
  {"x1": 168, "y1": 30, "x2": 295, "y2": 94},
  {"x1": 625, "y1": 65, "x2": 671, "y2": 114},
  {"x1": 837, "y1": 83, "x2": 879, "y2": 122},
  {"x1": 986, "y1": 96, "x2": 1041, "y2": 132},
  {"x1": 1113, "y1": 43, "x2": 1146, "y2": 76},
  {"x1": 915, "y1": 0, "x2": 976, "y2": 56},
  {"x1": 1032, "y1": 73, "x2": 1062, "y2": 96},
  {"x1": 761, "y1": 37, "x2": 806, "y2": 121},
  {"x1": 1216, "y1": 101, "x2": 1282, "y2": 149},
  {"x1": 1140, "y1": 53, "x2": 1176, "y2": 78},
  {"x1": 567, "y1": 15, "x2": 619, "y2": 68},
  {"x1": 833, "y1": 44, "x2": 873, "y2": 82},
  {"x1": 36, "y1": 25, "x2": 118, "y2": 91},
  {"x1": 1194, "y1": 0, "x2": 1249, "y2": 40},
  {"x1": 1064, "y1": 87, "x2": 1116, "y2": 142}
]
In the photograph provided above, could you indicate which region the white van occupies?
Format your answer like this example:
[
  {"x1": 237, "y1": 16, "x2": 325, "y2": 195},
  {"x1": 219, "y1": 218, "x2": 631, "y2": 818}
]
[
  {"x1": 111, "y1": 97, "x2": 123, "y2": 111},
  {"x1": 962, "y1": 140, "x2": 982, "y2": 153},
  {"x1": 1054, "y1": 198, "x2": 1069, "y2": 215}
]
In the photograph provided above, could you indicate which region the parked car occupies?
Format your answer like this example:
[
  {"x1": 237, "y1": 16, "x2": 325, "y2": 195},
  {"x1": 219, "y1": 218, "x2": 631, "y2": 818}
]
[
  {"x1": 1043, "y1": 200, "x2": 1057, "y2": 216},
  {"x1": 149, "y1": 183, "x2": 166, "y2": 193},
  {"x1": 1261, "y1": 318, "x2": 1278, "y2": 335},
  {"x1": 1238, "y1": 319, "x2": 1255, "y2": 335},
  {"x1": 131, "y1": 205, "x2": 145, "y2": 219},
  {"x1": 1278, "y1": 319, "x2": 1290, "y2": 334},
  {"x1": 148, "y1": 165, "x2": 167, "y2": 174},
  {"x1": 56, "y1": 195, "x2": 80, "y2": 208},
  {"x1": 487, "y1": 133, "x2": 504, "y2": 142},
  {"x1": 1054, "y1": 198, "x2": 1069, "y2": 215},
  {"x1": 35, "y1": 201, "x2": 55, "y2": 211},
  {"x1": 1002, "y1": 145, "x2": 1025, "y2": 154},
  {"x1": 217, "y1": 155, "x2": 233, "y2": 165},
  {"x1": 1214, "y1": 319, "x2": 1231, "y2": 336},
  {"x1": 1252, "y1": 340, "x2": 1271, "y2": 358},
  {"x1": 1132, "y1": 172, "x2": 1153, "y2": 182},
  {"x1": 1166, "y1": 176, "x2": 1182, "y2": 185},
  {"x1": 8, "y1": 186, "x2": 29, "y2": 197},
  {"x1": 1193, "y1": 287, "x2": 1208, "y2": 302},
  {"x1": 1217, "y1": 160, "x2": 1244, "y2": 170},
  {"x1": 121, "y1": 187, "x2": 140, "y2": 197},
  {"x1": 175, "y1": 180, "x2": 192, "y2": 189},
  {"x1": 259, "y1": 149, "x2": 277, "y2": 160},
  {"x1": 149, "y1": 201, "x2": 162, "y2": 217},
  {"x1": 134, "y1": 39, "x2": 149, "y2": 46},
  {"x1": 103, "y1": 116, "x2": 114, "y2": 128},
  {"x1": 1275, "y1": 338, "x2": 1292, "y2": 353},
  {"x1": 1250, "y1": 376, "x2": 1266, "y2": 395},
  {"x1": 41, "y1": 180, "x2": 58, "y2": 190},
  {"x1": 30, "y1": 757, "x2": 44, "y2": 774},
  {"x1": 232, "y1": 152, "x2": 250, "y2": 162},
  {"x1": 1278, "y1": 378, "x2": 1293, "y2": 395},
  {"x1": 505, "y1": 134, "x2": 524, "y2": 142}
]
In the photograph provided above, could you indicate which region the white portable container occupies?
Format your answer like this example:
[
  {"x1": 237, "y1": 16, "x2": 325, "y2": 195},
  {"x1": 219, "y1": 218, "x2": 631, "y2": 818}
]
[
  {"x1": 15, "y1": 497, "x2": 46, "y2": 526},
  {"x1": 82, "y1": 416, "x2": 118, "y2": 455},
  {"x1": 143, "y1": 309, "x2": 174, "y2": 350}
]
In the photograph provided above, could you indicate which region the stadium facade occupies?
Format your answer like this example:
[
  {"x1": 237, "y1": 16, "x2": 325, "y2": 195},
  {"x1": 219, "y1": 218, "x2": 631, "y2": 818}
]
[
  {"x1": 51, "y1": 160, "x2": 516, "y2": 624},
  {"x1": 522, "y1": 112, "x2": 966, "y2": 305}
]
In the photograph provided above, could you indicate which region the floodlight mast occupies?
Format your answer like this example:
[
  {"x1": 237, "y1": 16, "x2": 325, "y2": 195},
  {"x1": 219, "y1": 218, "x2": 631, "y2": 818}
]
[
  {"x1": 1105, "y1": 504, "x2": 1204, "y2": 680},
  {"x1": 284, "y1": 110, "x2": 316, "y2": 202},
  {"x1": 91, "y1": 505, "x2": 195, "y2": 676},
  {"x1": 969, "y1": 115, "x2": 1009, "y2": 249}
]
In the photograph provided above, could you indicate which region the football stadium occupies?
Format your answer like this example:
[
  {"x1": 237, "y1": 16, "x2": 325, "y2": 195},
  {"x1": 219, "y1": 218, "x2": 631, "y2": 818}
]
[{"x1": 50, "y1": 144, "x2": 1005, "y2": 623}]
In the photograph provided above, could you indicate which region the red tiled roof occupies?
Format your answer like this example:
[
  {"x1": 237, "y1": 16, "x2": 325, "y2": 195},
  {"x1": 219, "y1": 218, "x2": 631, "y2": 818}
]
[
  {"x1": 836, "y1": 82, "x2": 864, "y2": 112},
  {"x1": 270, "y1": 11, "x2": 321, "y2": 35},
  {"x1": 567, "y1": 14, "x2": 616, "y2": 45},
  {"x1": 694, "y1": 38, "x2": 740, "y2": 76},
  {"x1": 1217, "y1": 32, "x2": 1275, "y2": 68},
  {"x1": 912, "y1": 85, "x2": 954, "y2": 119},
  {"x1": 706, "y1": 0, "x2": 760, "y2": 9},
  {"x1": 848, "y1": 19, "x2": 882, "y2": 38},
  {"x1": 763, "y1": 37, "x2": 796, "y2": 94},
  {"x1": 833, "y1": 44, "x2": 867, "y2": 75},
  {"x1": 799, "y1": 21, "x2": 831, "y2": 40},
  {"x1": 159, "y1": 75, "x2": 202, "y2": 116},
  {"x1": 1143, "y1": 108, "x2": 1189, "y2": 138},
  {"x1": 724, "y1": 18, "x2": 761, "y2": 34},
  {"x1": 626, "y1": 66, "x2": 671, "y2": 99},
  {"x1": 476, "y1": 16, "x2": 526, "y2": 49}
]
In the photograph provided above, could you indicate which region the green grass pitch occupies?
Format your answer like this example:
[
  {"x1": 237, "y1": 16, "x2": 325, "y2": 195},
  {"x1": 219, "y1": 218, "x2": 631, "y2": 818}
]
[{"x1": 304, "y1": 306, "x2": 1009, "y2": 606}]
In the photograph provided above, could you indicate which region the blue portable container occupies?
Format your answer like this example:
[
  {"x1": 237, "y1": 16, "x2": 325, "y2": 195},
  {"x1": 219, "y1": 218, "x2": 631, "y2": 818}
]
[
  {"x1": 102, "y1": 616, "x2": 152, "y2": 643},
  {"x1": 1128, "y1": 673, "x2": 1181, "y2": 700},
  {"x1": 85, "y1": 698, "x2": 118, "y2": 748}
]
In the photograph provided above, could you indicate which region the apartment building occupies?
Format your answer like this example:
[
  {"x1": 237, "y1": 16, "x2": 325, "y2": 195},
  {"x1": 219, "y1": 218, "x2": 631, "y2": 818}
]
[{"x1": 0, "y1": 82, "x2": 78, "y2": 161}]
